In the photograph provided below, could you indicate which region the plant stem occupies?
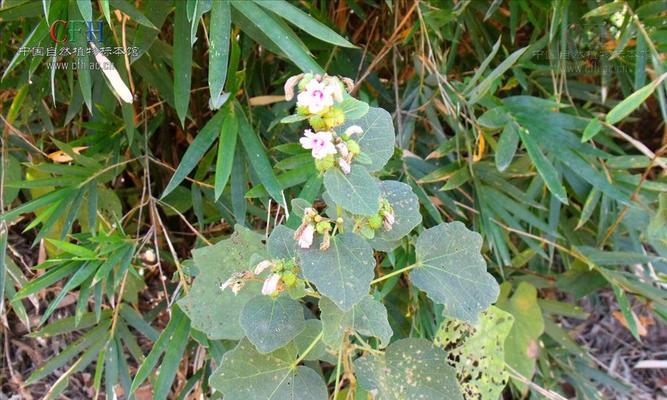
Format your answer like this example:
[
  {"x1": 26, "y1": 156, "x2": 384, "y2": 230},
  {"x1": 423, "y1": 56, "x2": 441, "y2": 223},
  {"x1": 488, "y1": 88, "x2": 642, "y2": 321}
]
[
  {"x1": 371, "y1": 263, "x2": 419, "y2": 285},
  {"x1": 290, "y1": 331, "x2": 323, "y2": 369}
]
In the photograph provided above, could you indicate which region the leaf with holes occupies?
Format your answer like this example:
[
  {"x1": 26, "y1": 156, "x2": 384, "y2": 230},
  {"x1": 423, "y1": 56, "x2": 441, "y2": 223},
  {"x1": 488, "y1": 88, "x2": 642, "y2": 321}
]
[
  {"x1": 354, "y1": 338, "x2": 463, "y2": 400},
  {"x1": 320, "y1": 295, "x2": 392, "y2": 349},
  {"x1": 410, "y1": 222, "x2": 499, "y2": 322},
  {"x1": 178, "y1": 225, "x2": 266, "y2": 339},
  {"x1": 239, "y1": 294, "x2": 306, "y2": 353},
  {"x1": 210, "y1": 338, "x2": 327, "y2": 400},
  {"x1": 495, "y1": 282, "x2": 544, "y2": 394},
  {"x1": 434, "y1": 306, "x2": 514, "y2": 400},
  {"x1": 298, "y1": 232, "x2": 374, "y2": 311}
]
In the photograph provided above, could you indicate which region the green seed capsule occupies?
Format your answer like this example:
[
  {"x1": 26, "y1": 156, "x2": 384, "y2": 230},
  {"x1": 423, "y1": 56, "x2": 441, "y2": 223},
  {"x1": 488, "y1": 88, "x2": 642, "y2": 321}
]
[
  {"x1": 282, "y1": 271, "x2": 297, "y2": 286},
  {"x1": 309, "y1": 115, "x2": 327, "y2": 131},
  {"x1": 315, "y1": 155, "x2": 335, "y2": 172},
  {"x1": 347, "y1": 140, "x2": 360, "y2": 155},
  {"x1": 316, "y1": 220, "x2": 331, "y2": 234},
  {"x1": 368, "y1": 214, "x2": 383, "y2": 229}
]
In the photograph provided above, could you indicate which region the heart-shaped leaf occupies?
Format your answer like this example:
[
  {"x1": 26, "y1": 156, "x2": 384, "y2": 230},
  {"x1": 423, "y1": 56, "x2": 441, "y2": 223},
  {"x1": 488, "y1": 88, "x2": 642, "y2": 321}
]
[
  {"x1": 339, "y1": 106, "x2": 395, "y2": 172},
  {"x1": 320, "y1": 295, "x2": 393, "y2": 348},
  {"x1": 410, "y1": 222, "x2": 499, "y2": 322},
  {"x1": 239, "y1": 294, "x2": 306, "y2": 353},
  {"x1": 299, "y1": 232, "x2": 374, "y2": 310},
  {"x1": 354, "y1": 338, "x2": 463, "y2": 400},
  {"x1": 210, "y1": 339, "x2": 327, "y2": 400},
  {"x1": 323, "y1": 166, "x2": 380, "y2": 216},
  {"x1": 178, "y1": 225, "x2": 266, "y2": 339},
  {"x1": 293, "y1": 319, "x2": 330, "y2": 362},
  {"x1": 435, "y1": 306, "x2": 514, "y2": 400},
  {"x1": 370, "y1": 180, "x2": 422, "y2": 251}
]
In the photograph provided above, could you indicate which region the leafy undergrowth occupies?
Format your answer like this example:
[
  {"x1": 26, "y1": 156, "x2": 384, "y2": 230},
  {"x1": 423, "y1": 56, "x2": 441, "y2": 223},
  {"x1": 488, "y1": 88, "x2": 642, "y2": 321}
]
[{"x1": 1, "y1": 0, "x2": 667, "y2": 399}]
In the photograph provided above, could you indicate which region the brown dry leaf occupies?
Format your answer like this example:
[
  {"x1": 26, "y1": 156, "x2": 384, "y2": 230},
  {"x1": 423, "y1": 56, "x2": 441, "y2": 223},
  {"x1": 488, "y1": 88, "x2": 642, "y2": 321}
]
[
  {"x1": 47, "y1": 146, "x2": 88, "y2": 163},
  {"x1": 612, "y1": 310, "x2": 648, "y2": 337},
  {"x1": 248, "y1": 95, "x2": 285, "y2": 106}
]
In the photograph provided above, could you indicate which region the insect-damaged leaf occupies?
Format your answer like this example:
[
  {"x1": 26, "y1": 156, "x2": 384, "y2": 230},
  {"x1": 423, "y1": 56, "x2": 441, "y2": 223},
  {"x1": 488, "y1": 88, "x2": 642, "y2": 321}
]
[
  {"x1": 178, "y1": 225, "x2": 267, "y2": 339},
  {"x1": 410, "y1": 222, "x2": 499, "y2": 322},
  {"x1": 369, "y1": 180, "x2": 422, "y2": 251},
  {"x1": 354, "y1": 338, "x2": 463, "y2": 400},
  {"x1": 434, "y1": 306, "x2": 514, "y2": 400}
]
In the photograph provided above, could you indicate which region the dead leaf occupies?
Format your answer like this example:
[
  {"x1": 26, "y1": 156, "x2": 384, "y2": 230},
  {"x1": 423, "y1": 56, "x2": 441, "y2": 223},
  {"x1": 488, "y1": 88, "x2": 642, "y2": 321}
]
[
  {"x1": 248, "y1": 95, "x2": 285, "y2": 106},
  {"x1": 612, "y1": 310, "x2": 647, "y2": 337},
  {"x1": 47, "y1": 146, "x2": 88, "y2": 163}
]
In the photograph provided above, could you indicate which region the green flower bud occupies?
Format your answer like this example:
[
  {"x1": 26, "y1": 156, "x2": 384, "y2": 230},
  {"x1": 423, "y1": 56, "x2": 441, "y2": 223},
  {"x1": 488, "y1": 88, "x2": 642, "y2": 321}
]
[
  {"x1": 347, "y1": 139, "x2": 360, "y2": 155},
  {"x1": 296, "y1": 105, "x2": 310, "y2": 116},
  {"x1": 316, "y1": 220, "x2": 331, "y2": 234},
  {"x1": 323, "y1": 107, "x2": 345, "y2": 129},
  {"x1": 282, "y1": 271, "x2": 297, "y2": 286},
  {"x1": 315, "y1": 154, "x2": 335, "y2": 172},
  {"x1": 309, "y1": 115, "x2": 327, "y2": 131},
  {"x1": 368, "y1": 214, "x2": 383, "y2": 230}
]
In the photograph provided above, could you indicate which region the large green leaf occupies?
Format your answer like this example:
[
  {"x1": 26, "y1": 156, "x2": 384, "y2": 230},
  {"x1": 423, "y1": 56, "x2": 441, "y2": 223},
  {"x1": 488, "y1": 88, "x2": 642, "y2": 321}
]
[
  {"x1": 178, "y1": 226, "x2": 267, "y2": 339},
  {"x1": 320, "y1": 295, "x2": 392, "y2": 348},
  {"x1": 323, "y1": 166, "x2": 380, "y2": 216},
  {"x1": 410, "y1": 222, "x2": 499, "y2": 322},
  {"x1": 495, "y1": 282, "x2": 544, "y2": 393},
  {"x1": 606, "y1": 73, "x2": 667, "y2": 124},
  {"x1": 210, "y1": 339, "x2": 328, "y2": 400},
  {"x1": 298, "y1": 232, "x2": 374, "y2": 311},
  {"x1": 516, "y1": 126, "x2": 568, "y2": 204},
  {"x1": 339, "y1": 107, "x2": 395, "y2": 172},
  {"x1": 354, "y1": 338, "x2": 463, "y2": 400},
  {"x1": 369, "y1": 180, "x2": 422, "y2": 251},
  {"x1": 239, "y1": 294, "x2": 306, "y2": 354},
  {"x1": 434, "y1": 306, "x2": 514, "y2": 400}
]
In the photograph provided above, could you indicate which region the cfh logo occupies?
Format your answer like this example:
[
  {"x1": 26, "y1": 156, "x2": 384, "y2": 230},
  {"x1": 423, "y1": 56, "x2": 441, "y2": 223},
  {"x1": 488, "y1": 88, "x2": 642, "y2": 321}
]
[{"x1": 49, "y1": 20, "x2": 104, "y2": 44}]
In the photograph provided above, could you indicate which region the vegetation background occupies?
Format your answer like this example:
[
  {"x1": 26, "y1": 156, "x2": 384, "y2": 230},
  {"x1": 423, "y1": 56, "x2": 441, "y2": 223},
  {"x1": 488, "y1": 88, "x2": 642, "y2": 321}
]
[{"x1": 1, "y1": 0, "x2": 666, "y2": 398}]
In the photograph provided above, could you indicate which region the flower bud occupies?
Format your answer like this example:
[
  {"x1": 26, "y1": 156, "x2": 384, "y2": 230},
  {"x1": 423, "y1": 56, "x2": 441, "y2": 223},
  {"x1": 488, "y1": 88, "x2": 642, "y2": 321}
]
[
  {"x1": 368, "y1": 214, "x2": 383, "y2": 229},
  {"x1": 315, "y1": 154, "x2": 335, "y2": 172},
  {"x1": 323, "y1": 107, "x2": 345, "y2": 129},
  {"x1": 284, "y1": 73, "x2": 303, "y2": 101},
  {"x1": 262, "y1": 273, "x2": 282, "y2": 296},
  {"x1": 338, "y1": 158, "x2": 351, "y2": 175},
  {"x1": 296, "y1": 223, "x2": 315, "y2": 248},
  {"x1": 309, "y1": 115, "x2": 327, "y2": 131},
  {"x1": 254, "y1": 260, "x2": 273, "y2": 275},
  {"x1": 346, "y1": 139, "x2": 360, "y2": 155},
  {"x1": 316, "y1": 220, "x2": 331, "y2": 234},
  {"x1": 282, "y1": 271, "x2": 297, "y2": 286}
]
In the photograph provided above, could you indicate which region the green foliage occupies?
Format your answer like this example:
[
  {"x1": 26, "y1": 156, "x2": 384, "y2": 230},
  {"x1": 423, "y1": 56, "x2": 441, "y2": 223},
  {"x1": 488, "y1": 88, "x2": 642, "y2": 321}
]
[{"x1": 2, "y1": 0, "x2": 667, "y2": 398}]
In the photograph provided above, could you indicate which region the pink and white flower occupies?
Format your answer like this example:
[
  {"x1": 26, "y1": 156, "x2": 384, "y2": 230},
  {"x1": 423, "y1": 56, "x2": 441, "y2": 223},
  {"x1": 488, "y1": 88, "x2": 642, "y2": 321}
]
[
  {"x1": 300, "y1": 129, "x2": 337, "y2": 159},
  {"x1": 336, "y1": 141, "x2": 349, "y2": 158},
  {"x1": 383, "y1": 209, "x2": 395, "y2": 231},
  {"x1": 295, "y1": 223, "x2": 316, "y2": 248},
  {"x1": 261, "y1": 273, "x2": 282, "y2": 296},
  {"x1": 338, "y1": 158, "x2": 351, "y2": 175},
  {"x1": 254, "y1": 260, "x2": 273, "y2": 275},
  {"x1": 297, "y1": 79, "x2": 337, "y2": 114}
]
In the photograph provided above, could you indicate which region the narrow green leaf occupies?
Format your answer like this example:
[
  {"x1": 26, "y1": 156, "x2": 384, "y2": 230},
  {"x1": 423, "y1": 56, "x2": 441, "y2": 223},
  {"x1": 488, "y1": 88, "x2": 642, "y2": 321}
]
[
  {"x1": 495, "y1": 122, "x2": 519, "y2": 171},
  {"x1": 237, "y1": 107, "x2": 284, "y2": 206},
  {"x1": 581, "y1": 118, "x2": 602, "y2": 142},
  {"x1": 256, "y1": 0, "x2": 356, "y2": 48},
  {"x1": 174, "y1": 0, "x2": 193, "y2": 126},
  {"x1": 214, "y1": 109, "x2": 237, "y2": 200},
  {"x1": 209, "y1": 0, "x2": 231, "y2": 108},
  {"x1": 154, "y1": 312, "x2": 191, "y2": 400},
  {"x1": 606, "y1": 73, "x2": 667, "y2": 124},
  {"x1": 468, "y1": 46, "x2": 528, "y2": 104},
  {"x1": 517, "y1": 127, "x2": 568, "y2": 204},
  {"x1": 161, "y1": 110, "x2": 226, "y2": 198}
]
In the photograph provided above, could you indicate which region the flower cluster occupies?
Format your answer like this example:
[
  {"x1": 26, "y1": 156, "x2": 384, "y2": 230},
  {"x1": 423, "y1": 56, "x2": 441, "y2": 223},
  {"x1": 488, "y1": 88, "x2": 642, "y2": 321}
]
[
  {"x1": 285, "y1": 73, "x2": 363, "y2": 175},
  {"x1": 253, "y1": 259, "x2": 299, "y2": 296},
  {"x1": 219, "y1": 259, "x2": 300, "y2": 297},
  {"x1": 300, "y1": 125, "x2": 363, "y2": 174},
  {"x1": 294, "y1": 207, "x2": 337, "y2": 251},
  {"x1": 355, "y1": 198, "x2": 396, "y2": 240}
]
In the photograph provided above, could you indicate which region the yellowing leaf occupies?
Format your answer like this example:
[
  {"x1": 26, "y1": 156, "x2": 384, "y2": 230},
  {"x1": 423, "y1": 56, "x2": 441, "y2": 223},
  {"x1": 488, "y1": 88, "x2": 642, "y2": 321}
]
[{"x1": 47, "y1": 147, "x2": 88, "y2": 163}]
